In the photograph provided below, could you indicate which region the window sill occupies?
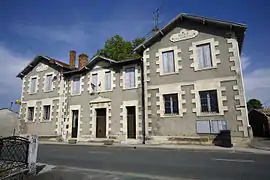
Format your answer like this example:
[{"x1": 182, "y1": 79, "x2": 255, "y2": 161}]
[
  {"x1": 40, "y1": 119, "x2": 52, "y2": 123},
  {"x1": 195, "y1": 66, "x2": 217, "y2": 71},
  {"x1": 29, "y1": 92, "x2": 37, "y2": 95},
  {"x1": 161, "y1": 114, "x2": 182, "y2": 118},
  {"x1": 197, "y1": 112, "x2": 223, "y2": 117},
  {"x1": 71, "y1": 93, "x2": 81, "y2": 96},
  {"x1": 44, "y1": 90, "x2": 53, "y2": 93},
  {"x1": 123, "y1": 87, "x2": 138, "y2": 90},
  {"x1": 159, "y1": 72, "x2": 178, "y2": 76}
]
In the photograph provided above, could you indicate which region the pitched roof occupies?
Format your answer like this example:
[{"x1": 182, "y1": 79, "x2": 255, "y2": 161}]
[
  {"x1": 134, "y1": 13, "x2": 247, "y2": 54},
  {"x1": 0, "y1": 108, "x2": 19, "y2": 115},
  {"x1": 63, "y1": 55, "x2": 141, "y2": 75},
  {"x1": 17, "y1": 55, "x2": 75, "y2": 78}
]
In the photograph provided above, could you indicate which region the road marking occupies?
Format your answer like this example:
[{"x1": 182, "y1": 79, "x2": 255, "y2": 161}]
[
  {"x1": 88, "y1": 151, "x2": 111, "y2": 154},
  {"x1": 213, "y1": 158, "x2": 255, "y2": 163}
]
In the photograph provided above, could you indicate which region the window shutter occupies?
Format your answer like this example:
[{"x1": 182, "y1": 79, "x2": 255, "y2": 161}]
[
  {"x1": 125, "y1": 69, "x2": 130, "y2": 88},
  {"x1": 210, "y1": 91, "x2": 219, "y2": 113},
  {"x1": 202, "y1": 44, "x2": 212, "y2": 68},
  {"x1": 105, "y1": 71, "x2": 111, "y2": 90},
  {"x1": 168, "y1": 51, "x2": 175, "y2": 73}
]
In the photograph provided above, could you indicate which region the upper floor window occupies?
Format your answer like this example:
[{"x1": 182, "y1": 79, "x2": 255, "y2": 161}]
[
  {"x1": 45, "y1": 74, "x2": 53, "y2": 92},
  {"x1": 199, "y1": 90, "x2": 219, "y2": 113},
  {"x1": 105, "y1": 71, "x2": 111, "y2": 90},
  {"x1": 196, "y1": 43, "x2": 213, "y2": 69},
  {"x1": 125, "y1": 67, "x2": 135, "y2": 89},
  {"x1": 72, "y1": 77, "x2": 80, "y2": 94},
  {"x1": 43, "y1": 105, "x2": 51, "y2": 121},
  {"x1": 91, "y1": 73, "x2": 98, "y2": 92},
  {"x1": 162, "y1": 50, "x2": 175, "y2": 73},
  {"x1": 27, "y1": 107, "x2": 34, "y2": 121},
  {"x1": 163, "y1": 94, "x2": 179, "y2": 114},
  {"x1": 30, "y1": 77, "x2": 37, "y2": 94}
]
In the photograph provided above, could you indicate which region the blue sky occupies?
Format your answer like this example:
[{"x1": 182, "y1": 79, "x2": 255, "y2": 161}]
[{"x1": 0, "y1": 0, "x2": 269, "y2": 110}]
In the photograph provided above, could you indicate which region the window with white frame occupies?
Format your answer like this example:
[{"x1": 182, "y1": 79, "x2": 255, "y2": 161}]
[
  {"x1": 27, "y1": 107, "x2": 34, "y2": 121},
  {"x1": 163, "y1": 94, "x2": 179, "y2": 114},
  {"x1": 199, "y1": 90, "x2": 219, "y2": 113},
  {"x1": 30, "y1": 77, "x2": 37, "y2": 94},
  {"x1": 105, "y1": 71, "x2": 111, "y2": 90},
  {"x1": 196, "y1": 43, "x2": 213, "y2": 69},
  {"x1": 43, "y1": 105, "x2": 51, "y2": 121},
  {"x1": 72, "y1": 77, "x2": 80, "y2": 94},
  {"x1": 162, "y1": 50, "x2": 175, "y2": 73},
  {"x1": 125, "y1": 67, "x2": 135, "y2": 89},
  {"x1": 91, "y1": 73, "x2": 98, "y2": 92},
  {"x1": 45, "y1": 74, "x2": 53, "y2": 91}
]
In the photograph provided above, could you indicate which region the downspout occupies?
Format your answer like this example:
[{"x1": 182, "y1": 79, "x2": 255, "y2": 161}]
[{"x1": 140, "y1": 58, "x2": 146, "y2": 144}]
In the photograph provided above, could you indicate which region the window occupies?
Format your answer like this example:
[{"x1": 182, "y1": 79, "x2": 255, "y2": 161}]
[
  {"x1": 105, "y1": 71, "x2": 111, "y2": 90},
  {"x1": 196, "y1": 120, "x2": 211, "y2": 134},
  {"x1": 199, "y1": 90, "x2": 219, "y2": 113},
  {"x1": 125, "y1": 67, "x2": 135, "y2": 88},
  {"x1": 30, "y1": 77, "x2": 37, "y2": 93},
  {"x1": 162, "y1": 51, "x2": 175, "y2": 73},
  {"x1": 72, "y1": 77, "x2": 80, "y2": 94},
  {"x1": 91, "y1": 73, "x2": 98, "y2": 91},
  {"x1": 27, "y1": 107, "x2": 34, "y2": 121},
  {"x1": 196, "y1": 43, "x2": 213, "y2": 69},
  {"x1": 45, "y1": 74, "x2": 53, "y2": 91},
  {"x1": 43, "y1": 105, "x2": 51, "y2": 120},
  {"x1": 163, "y1": 94, "x2": 179, "y2": 114}
]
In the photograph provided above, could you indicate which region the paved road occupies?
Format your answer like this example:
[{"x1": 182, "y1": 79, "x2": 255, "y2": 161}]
[{"x1": 37, "y1": 144, "x2": 270, "y2": 180}]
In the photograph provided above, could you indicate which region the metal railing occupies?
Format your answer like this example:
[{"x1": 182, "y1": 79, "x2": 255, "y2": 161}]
[{"x1": 0, "y1": 136, "x2": 30, "y2": 179}]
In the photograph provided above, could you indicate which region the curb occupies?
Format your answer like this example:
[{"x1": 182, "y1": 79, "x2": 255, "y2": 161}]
[
  {"x1": 248, "y1": 142, "x2": 270, "y2": 151},
  {"x1": 39, "y1": 141, "x2": 270, "y2": 154}
]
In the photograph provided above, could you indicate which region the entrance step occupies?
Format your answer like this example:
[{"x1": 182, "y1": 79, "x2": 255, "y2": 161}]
[{"x1": 68, "y1": 139, "x2": 77, "y2": 144}]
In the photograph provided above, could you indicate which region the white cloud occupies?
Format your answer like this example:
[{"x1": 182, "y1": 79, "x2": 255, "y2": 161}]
[
  {"x1": 0, "y1": 45, "x2": 30, "y2": 99},
  {"x1": 11, "y1": 24, "x2": 89, "y2": 47},
  {"x1": 242, "y1": 56, "x2": 270, "y2": 107}
]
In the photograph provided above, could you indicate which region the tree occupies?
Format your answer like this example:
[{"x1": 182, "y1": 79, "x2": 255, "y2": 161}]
[
  {"x1": 95, "y1": 35, "x2": 146, "y2": 60},
  {"x1": 247, "y1": 99, "x2": 263, "y2": 111}
]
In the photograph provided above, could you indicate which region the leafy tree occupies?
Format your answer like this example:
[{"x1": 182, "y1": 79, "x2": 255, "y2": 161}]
[
  {"x1": 247, "y1": 99, "x2": 263, "y2": 111},
  {"x1": 95, "y1": 35, "x2": 146, "y2": 60}
]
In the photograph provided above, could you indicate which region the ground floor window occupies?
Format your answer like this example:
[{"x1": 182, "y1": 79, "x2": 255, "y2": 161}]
[
  {"x1": 163, "y1": 93, "x2": 179, "y2": 114},
  {"x1": 43, "y1": 105, "x2": 51, "y2": 121},
  {"x1": 27, "y1": 107, "x2": 34, "y2": 121},
  {"x1": 199, "y1": 90, "x2": 219, "y2": 113}
]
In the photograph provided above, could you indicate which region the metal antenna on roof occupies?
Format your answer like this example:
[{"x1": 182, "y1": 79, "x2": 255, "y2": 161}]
[{"x1": 152, "y1": 8, "x2": 160, "y2": 34}]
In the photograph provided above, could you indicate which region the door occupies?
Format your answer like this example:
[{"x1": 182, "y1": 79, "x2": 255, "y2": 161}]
[
  {"x1": 71, "y1": 110, "x2": 79, "y2": 138},
  {"x1": 127, "y1": 106, "x2": 136, "y2": 139},
  {"x1": 96, "y1": 108, "x2": 106, "y2": 138}
]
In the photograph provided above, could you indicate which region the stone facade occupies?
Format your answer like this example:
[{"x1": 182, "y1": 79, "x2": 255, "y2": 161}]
[{"x1": 17, "y1": 13, "x2": 249, "y2": 143}]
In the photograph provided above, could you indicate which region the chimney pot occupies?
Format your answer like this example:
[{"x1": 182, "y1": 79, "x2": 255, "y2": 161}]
[
  {"x1": 78, "y1": 54, "x2": 88, "y2": 69},
  {"x1": 69, "y1": 50, "x2": 76, "y2": 68}
]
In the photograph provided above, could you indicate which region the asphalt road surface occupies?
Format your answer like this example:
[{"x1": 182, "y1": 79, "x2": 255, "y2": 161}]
[{"x1": 37, "y1": 144, "x2": 270, "y2": 180}]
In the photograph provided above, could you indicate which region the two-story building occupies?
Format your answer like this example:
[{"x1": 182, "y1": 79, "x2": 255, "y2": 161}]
[{"x1": 17, "y1": 13, "x2": 250, "y2": 144}]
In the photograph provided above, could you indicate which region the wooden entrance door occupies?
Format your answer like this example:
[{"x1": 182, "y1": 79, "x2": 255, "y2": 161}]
[
  {"x1": 96, "y1": 108, "x2": 106, "y2": 138},
  {"x1": 127, "y1": 106, "x2": 136, "y2": 139},
  {"x1": 71, "y1": 110, "x2": 79, "y2": 138}
]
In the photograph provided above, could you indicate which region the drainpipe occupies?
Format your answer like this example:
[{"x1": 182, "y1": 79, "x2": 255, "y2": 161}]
[{"x1": 140, "y1": 58, "x2": 146, "y2": 144}]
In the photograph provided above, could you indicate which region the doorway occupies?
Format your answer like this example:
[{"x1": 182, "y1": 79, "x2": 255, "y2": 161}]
[
  {"x1": 71, "y1": 110, "x2": 79, "y2": 138},
  {"x1": 127, "y1": 106, "x2": 136, "y2": 139},
  {"x1": 96, "y1": 108, "x2": 106, "y2": 138}
]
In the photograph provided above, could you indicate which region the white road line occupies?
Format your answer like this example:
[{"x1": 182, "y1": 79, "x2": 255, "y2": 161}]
[
  {"x1": 213, "y1": 158, "x2": 255, "y2": 163},
  {"x1": 88, "y1": 151, "x2": 111, "y2": 154}
]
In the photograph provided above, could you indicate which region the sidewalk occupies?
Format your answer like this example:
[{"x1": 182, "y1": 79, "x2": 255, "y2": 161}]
[{"x1": 39, "y1": 141, "x2": 270, "y2": 155}]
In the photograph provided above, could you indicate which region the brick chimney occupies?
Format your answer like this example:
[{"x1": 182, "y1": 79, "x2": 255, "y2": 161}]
[
  {"x1": 78, "y1": 54, "x2": 88, "y2": 69},
  {"x1": 69, "y1": 50, "x2": 76, "y2": 68}
]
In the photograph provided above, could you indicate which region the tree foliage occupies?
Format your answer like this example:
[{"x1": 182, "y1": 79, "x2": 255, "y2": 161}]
[
  {"x1": 95, "y1": 35, "x2": 146, "y2": 60},
  {"x1": 247, "y1": 99, "x2": 263, "y2": 111}
]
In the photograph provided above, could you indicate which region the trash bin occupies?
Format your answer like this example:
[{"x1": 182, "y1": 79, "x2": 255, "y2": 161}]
[{"x1": 213, "y1": 130, "x2": 233, "y2": 148}]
